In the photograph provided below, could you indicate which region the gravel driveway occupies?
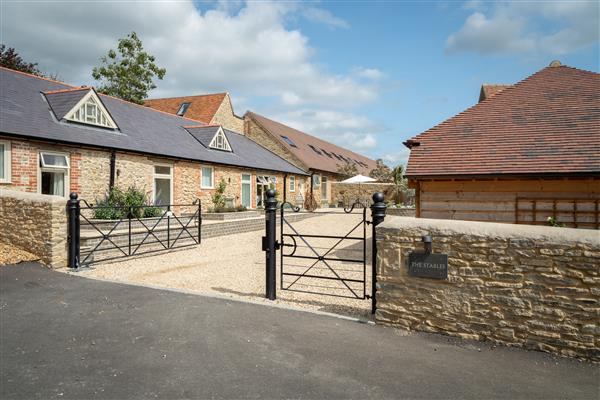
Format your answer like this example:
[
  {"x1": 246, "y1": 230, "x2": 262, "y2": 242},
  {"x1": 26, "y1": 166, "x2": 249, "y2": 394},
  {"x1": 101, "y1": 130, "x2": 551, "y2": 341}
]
[{"x1": 77, "y1": 210, "x2": 373, "y2": 318}]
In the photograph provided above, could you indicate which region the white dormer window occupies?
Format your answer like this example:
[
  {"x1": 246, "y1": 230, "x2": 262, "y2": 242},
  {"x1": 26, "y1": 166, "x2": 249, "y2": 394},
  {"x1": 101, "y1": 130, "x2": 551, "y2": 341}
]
[
  {"x1": 209, "y1": 127, "x2": 232, "y2": 151},
  {"x1": 65, "y1": 90, "x2": 117, "y2": 129}
]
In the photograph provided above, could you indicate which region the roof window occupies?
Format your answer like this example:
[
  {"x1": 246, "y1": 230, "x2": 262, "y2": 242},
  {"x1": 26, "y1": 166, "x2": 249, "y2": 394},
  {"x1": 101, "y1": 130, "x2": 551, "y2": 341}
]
[
  {"x1": 321, "y1": 149, "x2": 333, "y2": 158},
  {"x1": 65, "y1": 91, "x2": 116, "y2": 129},
  {"x1": 177, "y1": 102, "x2": 191, "y2": 116},
  {"x1": 280, "y1": 135, "x2": 297, "y2": 148},
  {"x1": 308, "y1": 144, "x2": 322, "y2": 155}
]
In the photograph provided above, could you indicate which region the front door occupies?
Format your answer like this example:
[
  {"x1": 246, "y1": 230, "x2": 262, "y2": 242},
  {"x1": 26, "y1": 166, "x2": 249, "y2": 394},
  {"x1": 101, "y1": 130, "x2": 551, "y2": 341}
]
[{"x1": 241, "y1": 174, "x2": 251, "y2": 208}]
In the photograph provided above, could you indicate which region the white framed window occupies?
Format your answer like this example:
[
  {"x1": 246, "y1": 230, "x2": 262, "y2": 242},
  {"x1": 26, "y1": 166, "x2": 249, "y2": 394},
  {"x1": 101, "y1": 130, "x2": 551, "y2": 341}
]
[
  {"x1": 0, "y1": 139, "x2": 11, "y2": 183},
  {"x1": 289, "y1": 176, "x2": 295, "y2": 192},
  {"x1": 312, "y1": 174, "x2": 321, "y2": 188},
  {"x1": 201, "y1": 166, "x2": 214, "y2": 189},
  {"x1": 38, "y1": 151, "x2": 69, "y2": 197},
  {"x1": 65, "y1": 90, "x2": 116, "y2": 129},
  {"x1": 209, "y1": 128, "x2": 232, "y2": 152},
  {"x1": 153, "y1": 164, "x2": 172, "y2": 206}
]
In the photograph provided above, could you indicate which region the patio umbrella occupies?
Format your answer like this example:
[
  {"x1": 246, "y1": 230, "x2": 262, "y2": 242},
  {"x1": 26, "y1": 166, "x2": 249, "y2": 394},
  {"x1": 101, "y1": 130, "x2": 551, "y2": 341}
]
[{"x1": 341, "y1": 174, "x2": 377, "y2": 206}]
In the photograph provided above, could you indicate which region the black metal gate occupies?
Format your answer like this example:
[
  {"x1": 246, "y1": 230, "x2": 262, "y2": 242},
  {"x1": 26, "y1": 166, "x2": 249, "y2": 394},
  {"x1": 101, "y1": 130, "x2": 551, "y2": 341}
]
[
  {"x1": 67, "y1": 193, "x2": 201, "y2": 267},
  {"x1": 279, "y1": 203, "x2": 368, "y2": 299}
]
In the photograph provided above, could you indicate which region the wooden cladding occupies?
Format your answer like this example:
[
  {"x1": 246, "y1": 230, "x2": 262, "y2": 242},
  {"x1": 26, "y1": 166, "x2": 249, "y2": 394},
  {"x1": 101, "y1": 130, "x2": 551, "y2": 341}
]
[
  {"x1": 417, "y1": 178, "x2": 600, "y2": 229},
  {"x1": 516, "y1": 198, "x2": 599, "y2": 229}
]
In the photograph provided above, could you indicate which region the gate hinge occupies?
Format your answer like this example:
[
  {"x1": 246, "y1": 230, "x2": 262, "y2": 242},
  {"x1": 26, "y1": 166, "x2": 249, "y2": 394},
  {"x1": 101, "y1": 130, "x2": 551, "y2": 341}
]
[{"x1": 262, "y1": 237, "x2": 281, "y2": 251}]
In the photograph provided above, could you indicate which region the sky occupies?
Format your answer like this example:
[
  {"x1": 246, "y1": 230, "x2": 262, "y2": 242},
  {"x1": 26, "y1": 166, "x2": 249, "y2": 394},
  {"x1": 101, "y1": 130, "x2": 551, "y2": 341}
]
[{"x1": 1, "y1": 0, "x2": 598, "y2": 166}]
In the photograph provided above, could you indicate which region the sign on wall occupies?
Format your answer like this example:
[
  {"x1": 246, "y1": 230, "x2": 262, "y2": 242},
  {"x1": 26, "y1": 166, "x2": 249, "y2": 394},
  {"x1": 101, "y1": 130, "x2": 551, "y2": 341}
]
[{"x1": 408, "y1": 252, "x2": 448, "y2": 279}]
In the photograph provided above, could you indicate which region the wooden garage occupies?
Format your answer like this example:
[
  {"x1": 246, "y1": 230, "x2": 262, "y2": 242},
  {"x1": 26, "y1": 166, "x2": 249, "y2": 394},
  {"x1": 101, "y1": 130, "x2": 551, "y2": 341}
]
[{"x1": 404, "y1": 62, "x2": 600, "y2": 229}]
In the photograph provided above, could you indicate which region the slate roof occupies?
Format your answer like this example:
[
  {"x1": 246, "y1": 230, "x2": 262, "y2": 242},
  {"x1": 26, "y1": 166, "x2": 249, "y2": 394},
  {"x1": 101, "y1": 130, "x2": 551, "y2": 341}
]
[
  {"x1": 245, "y1": 112, "x2": 378, "y2": 175},
  {"x1": 404, "y1": 63, "x2": 600, "y2": 178},
  {"x1": 145, "y1": 93, "x2": 228, "y2": 123},
  {"x1": 0, "y1": 67, "x2": 306, "y2": 175},
  {"x1": 44, "y1": 87, "x2": 90, "y2": 119},
  {"x1": 185, "y1": 126, "x2": 221, "y2": 148}
]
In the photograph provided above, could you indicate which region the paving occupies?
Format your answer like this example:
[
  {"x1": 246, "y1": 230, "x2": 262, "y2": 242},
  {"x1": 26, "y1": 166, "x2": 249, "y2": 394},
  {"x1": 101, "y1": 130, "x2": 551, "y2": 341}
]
[{"x1": 1, "y1": 263, "x2": 598, "y2": 400}]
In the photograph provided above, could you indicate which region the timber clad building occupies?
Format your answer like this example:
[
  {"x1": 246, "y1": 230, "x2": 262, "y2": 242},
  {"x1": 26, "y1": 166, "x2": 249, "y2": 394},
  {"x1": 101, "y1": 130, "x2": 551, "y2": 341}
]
[
  {"x1": 404, "y1": 62, "x2": 600, "y2": 229},
  {"x1": 0, "y1": 67, "x2": 306, "y2": 210}
]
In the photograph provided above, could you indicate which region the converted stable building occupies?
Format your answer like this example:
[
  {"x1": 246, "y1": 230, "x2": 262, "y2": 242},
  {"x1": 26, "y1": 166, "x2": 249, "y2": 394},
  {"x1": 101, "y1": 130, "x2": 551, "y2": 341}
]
[
  {"x1": 404, "y1": 62, "x2": 600, "y2": 229},
  {"x1": 0, "y1": 67, "x2": 306, "y2": 210}
]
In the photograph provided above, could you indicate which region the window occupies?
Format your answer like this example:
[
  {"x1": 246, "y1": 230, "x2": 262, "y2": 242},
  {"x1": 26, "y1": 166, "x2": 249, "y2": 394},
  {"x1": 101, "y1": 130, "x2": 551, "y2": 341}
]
[
  {"x1": 332, "y1": 153, "x2": 343, "y2": 161},
  {"x1": 289, "y1": 176, "x2": 295, "y2": 192},
  {"x1": 39, "y1": 151, "x2": 69, "y2": 197},
  {"x1": 241, "y1": 174, "x2": 251, "y2": 208},
  {"x1": 322, "y1": 176, "x2": 328, "y2": 201},
  {"x1": 280, "y1": 135, "x2": 297, "y2": 148},
  {"x1": 209, "y1": 128, "x2": 232, "y2": 152},
  {"x1": 66, "y1": 91, "x2": 116, "y2": 129},
  {"x1": 153, "y1": 164, "x2": 172, "y2": 206},
  {"x1": 0, "y1": 140, "x2": 11, "y2": 183},
  {"x1": 177, "y1": 102, "x2": 191, "y2": 116},
  {"x1": 201, "y1": 166, "x2": 214, "y2": 189},
  {"x1": 321, "y1": 149, "x2": 333, "y2": 158},
  {"x1": 308, "y1": 144, "x2": 322, "y2": 155},
  {"x1": 312, "y1": 174, "x2": 321, "y2": 188}
]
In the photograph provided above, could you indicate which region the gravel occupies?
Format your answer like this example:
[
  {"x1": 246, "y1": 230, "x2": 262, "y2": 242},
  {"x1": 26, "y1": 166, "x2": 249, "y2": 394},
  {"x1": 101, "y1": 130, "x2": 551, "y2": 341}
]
[
  {"x1": 75, "y1": 211, "x2": 374, "y2": 319},
  {"x1": 0, "y1": 242, "x2": 40, "y2": 266}
]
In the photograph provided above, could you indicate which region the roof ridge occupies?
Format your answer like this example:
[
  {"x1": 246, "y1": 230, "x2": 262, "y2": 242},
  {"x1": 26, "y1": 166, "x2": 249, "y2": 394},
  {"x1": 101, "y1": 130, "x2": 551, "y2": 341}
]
[
  {"x1": 43, "y1": 87, "x2": 90, "y2": 95},
  {"x1": 0, "y1": 66, "x2": 76, "y2": 88},
  {"x1": 145, "y1": 92, "x2": 227, "y2": 102}
]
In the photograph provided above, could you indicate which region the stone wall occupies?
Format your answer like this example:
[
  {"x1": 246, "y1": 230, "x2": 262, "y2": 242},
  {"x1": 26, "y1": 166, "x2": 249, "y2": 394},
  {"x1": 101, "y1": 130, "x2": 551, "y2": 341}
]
[
  {"x1": 331, "y1": 182, "x2": 394, "y2": 207},
  {"x1": 211, "y1": 94, "x2": 245, "y2": 134},
  {"x1": 0, "y1": 189, "x2": 67, "y2": 268},
  {"x1": 376, "y1": 216, "x2": 599, "y2": 360}
]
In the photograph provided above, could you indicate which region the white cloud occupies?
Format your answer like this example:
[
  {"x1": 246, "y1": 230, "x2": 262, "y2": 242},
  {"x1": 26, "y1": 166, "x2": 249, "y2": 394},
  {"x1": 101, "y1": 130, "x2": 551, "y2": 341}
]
[
  {"x1": 382, "y1": 148, "x2": 410, "y2": 166},
  {"x1": 1, "y1": 1, "x2": 376, "y2": 107},
  {"x1": 301, "y1": 7, "x2": 350, "y2": 29},
  {"x1": 355, "y1": 68, "x2": 384, "y2": 80},
  {"x1": 446, "y1": 2, "x2": 599, "y2": 56},
  {"x1": 272, "y1": 109, "x2": 380, "y2": 152}
]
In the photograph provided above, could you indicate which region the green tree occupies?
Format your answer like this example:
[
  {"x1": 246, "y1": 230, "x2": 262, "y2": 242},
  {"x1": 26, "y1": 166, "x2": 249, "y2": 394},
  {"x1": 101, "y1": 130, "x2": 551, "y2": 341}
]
[
  {"x1": 1, "y1": 44, "x2": 42, "y2": 76},
  {"x1": 390, "y1": 164, "x2": 407, "y2": 204},
  {"x1": 92, "y1": 32, "x2": 166, "y2": 104},
  {"x1": 336, "y1": 162, "x2": 359, "y2": 180},
  {"x1": 369, "y1": 159, "x2": 392, "y2": 182}
]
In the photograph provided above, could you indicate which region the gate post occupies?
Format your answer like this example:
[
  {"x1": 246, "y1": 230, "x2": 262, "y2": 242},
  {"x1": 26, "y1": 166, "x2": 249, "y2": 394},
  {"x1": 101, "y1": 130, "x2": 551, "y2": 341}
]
[
  {"x1": 67, "y1": 192, "x2": 80, "y2": 269},
  {"x1": 264, "y1": 189, "x2": 278, "y2": 300},
  {"x1": 370, "y1": 192, "x2": 387, "y2": 314}
]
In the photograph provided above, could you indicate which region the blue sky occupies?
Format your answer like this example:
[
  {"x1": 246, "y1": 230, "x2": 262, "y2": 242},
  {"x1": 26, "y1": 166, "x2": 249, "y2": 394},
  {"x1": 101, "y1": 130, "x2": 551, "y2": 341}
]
[{"x1": 2, "y1": 1, "x2": 598, "y2": 166}]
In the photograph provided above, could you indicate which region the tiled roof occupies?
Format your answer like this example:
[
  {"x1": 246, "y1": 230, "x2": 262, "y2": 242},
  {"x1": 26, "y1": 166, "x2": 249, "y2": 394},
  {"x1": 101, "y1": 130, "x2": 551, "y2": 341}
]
[
  {"x1": 405, "y1": 63, "x2": 600, "y2": 178},
  {"x1": 44, "y1": 87, "x2": 90, "y2": 119},
  {"x1": 144, "y1": 93, "x2": 227, "y2": 123},
  {"x1": 0, "y1": 67, "x2": 306, "y2": 176},
  {"x1": 478, "y1": 84, "x2": 511, "y2": 102},
  {"x1": 245, "y1": 112, "x2": 378, "y2": 175}
]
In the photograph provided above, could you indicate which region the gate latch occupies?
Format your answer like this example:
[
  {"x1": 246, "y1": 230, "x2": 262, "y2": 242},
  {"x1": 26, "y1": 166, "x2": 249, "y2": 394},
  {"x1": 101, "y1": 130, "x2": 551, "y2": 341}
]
[{"x1": 262, "y1": 237, "x2": 281, "y2": 251}]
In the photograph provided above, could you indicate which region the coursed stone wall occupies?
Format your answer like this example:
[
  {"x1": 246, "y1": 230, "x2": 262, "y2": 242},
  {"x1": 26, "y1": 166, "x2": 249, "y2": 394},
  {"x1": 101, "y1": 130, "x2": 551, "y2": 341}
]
[
  {"x1": 0, "y1": 189, "x2": 67, "y2": 268},
  {"x1": 376, "y1": 216, "x2": 600, "y2": 360},
  {"x1": 331, "y1": 182, "x2": 394, "y2": 207}
]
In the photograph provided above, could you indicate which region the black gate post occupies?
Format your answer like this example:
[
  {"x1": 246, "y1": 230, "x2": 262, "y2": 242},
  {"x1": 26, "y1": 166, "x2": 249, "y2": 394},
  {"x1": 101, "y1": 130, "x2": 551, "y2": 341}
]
[
  {"x1": 370, "y1": 192, "x2": 387, "y2": 314},
  {"x1": 67, "y1": 192, "x2": 80, "y2": 269},
  {"x1": 264, "y1": 189, "x2": 278, "y2": 300}
]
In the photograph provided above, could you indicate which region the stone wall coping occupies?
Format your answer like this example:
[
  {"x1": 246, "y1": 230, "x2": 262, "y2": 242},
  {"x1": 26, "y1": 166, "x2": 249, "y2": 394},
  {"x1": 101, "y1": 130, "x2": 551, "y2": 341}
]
[
  {"x1": 0, "y1": 188, "x2": 66, "y2": 205},
  {"x1": 332, "y1": 182, "x2": 394, "y2": 186},
  {"x1": 380, "y1": 216, "x2": 599, "y2": 245}
]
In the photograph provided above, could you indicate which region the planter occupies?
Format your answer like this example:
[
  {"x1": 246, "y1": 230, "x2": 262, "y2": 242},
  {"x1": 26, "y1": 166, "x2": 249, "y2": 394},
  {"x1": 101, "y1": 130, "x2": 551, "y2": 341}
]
[{"x1": 202, "y1": 210, "x2": 261, "y2": 221}]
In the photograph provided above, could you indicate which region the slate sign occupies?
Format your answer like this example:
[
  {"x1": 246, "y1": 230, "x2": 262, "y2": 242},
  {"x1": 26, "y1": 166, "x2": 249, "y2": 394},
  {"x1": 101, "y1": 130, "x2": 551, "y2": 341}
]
[{"x1": 408, "y1": 252, "x2": 448, "y2": 279}]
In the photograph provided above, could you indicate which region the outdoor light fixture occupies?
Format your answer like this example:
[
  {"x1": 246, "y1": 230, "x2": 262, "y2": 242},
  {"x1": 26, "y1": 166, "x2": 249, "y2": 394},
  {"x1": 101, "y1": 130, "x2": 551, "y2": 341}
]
[{"x1": 422, "y1": 235, "x2": 432, "y2": 254}]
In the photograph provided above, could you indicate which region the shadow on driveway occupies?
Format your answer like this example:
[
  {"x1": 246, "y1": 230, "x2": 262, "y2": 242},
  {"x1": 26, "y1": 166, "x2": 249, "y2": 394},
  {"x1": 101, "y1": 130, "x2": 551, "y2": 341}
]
[{"x1": 1, "y1": 263, "x2": 598, "y2": 399}]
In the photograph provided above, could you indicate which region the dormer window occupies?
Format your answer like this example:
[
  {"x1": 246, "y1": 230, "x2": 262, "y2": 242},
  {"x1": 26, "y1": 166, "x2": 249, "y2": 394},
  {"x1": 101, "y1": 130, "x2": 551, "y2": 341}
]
[
  {"x1": 64, "y1": 90, "x2": 117, "y2": 129},
  {"x1": 209, "y1": 127, "x2": 232, "y2": 151},
  {"x1": 177, "y1": 102, "x2": 191, "y2": 116}
]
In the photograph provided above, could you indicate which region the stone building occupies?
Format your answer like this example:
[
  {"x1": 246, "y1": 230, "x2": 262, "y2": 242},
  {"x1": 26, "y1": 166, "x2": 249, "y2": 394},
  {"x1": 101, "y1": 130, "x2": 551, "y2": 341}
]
[
  {"x1": 145, "y1": 93, "x2": 244, "y2": 134},
  {"x1": 0, "y1": 67, "x2": 306, "y2": 210},
  {"x1": 244, "y1": 112, "x2": 378, "y2": 207},
  {"x1": 403, "y1": 62, "x2": 600, "y2": 228}
]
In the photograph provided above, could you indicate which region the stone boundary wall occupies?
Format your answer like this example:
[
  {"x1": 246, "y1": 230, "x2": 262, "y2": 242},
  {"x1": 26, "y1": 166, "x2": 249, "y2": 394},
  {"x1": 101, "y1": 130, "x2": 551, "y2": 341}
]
[
  {"x1": 0, "y1": 189, "x2": 68, "y2": 268},
  {"x1": 376, "y1": 216, "x2": 599, "y2": 360}
]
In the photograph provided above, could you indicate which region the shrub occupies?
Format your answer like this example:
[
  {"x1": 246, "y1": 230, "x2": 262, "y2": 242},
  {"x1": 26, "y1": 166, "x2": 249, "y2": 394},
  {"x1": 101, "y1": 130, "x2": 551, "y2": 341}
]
[
  {"x1": 211, "y1": 179, "x2": 227, "y2": 210},
  {"x1": 209, "y1": 205, "x2": 248, "y2": 213},
  {"x1": 143, "y1": 206, "x2": 164, "y2": 218},
  {"x1": 93, "y1": 186, "x2": 161, "y2": 219},
  {"x1": 547, "y1": 216, "x2": 565, "y2": 227}
]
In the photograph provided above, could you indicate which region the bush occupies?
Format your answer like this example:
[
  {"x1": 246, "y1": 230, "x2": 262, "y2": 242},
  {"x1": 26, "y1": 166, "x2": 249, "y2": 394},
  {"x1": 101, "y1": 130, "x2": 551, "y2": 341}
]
[
  {"x1": 211, "y1": 179, "x2": 227, "y2": 210},
  {"x1": 93, "y1": 186, "x2": 163, "y2": 220},
  {"x1": 208, "y1": 205, "x2": 247, "y2": 213}
]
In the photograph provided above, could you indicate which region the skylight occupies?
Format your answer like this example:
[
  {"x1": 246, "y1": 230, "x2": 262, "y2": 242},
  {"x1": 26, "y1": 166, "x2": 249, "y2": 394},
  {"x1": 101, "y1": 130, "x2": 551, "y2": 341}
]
[
  {"x1": 280, "y1": 135, "x2": 297, "y2": 148},
  {"x1": 177, "y1": 102, "x2": 191, "y2": 116},
  {"x1": 308, "y1": 144, "x2": 322, "y2": 155},
  {"x1": 321, "y1": 149, "x2": 333, "y2": 158}
]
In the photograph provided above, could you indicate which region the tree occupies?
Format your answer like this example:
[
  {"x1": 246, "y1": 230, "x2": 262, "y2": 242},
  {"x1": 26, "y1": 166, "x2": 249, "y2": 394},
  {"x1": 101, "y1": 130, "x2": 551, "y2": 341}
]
[
  {"x1": 390, "y1": 164, "x2": 407, "y2": 204},
  {"x1": 369, "y1": 159, "x2": 392, "y2": 182},
  {"x1": 92, "y1": 32, "x2": 166, "y2": 104},
  {"x1": 336, "y1": 162, "x2": 359, "y2": 180},
  {"x1": 1, "y1": 45, "x2": 42, "y2": 76}
]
